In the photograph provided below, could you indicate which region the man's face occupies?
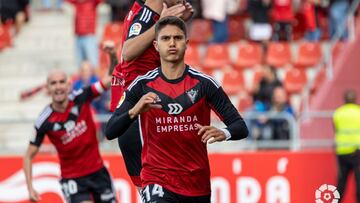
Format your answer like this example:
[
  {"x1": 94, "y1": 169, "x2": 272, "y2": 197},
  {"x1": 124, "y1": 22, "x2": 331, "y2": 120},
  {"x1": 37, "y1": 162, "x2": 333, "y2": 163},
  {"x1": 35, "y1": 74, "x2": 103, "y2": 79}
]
[
  {"x1": 164, "y1": 0, "x2": 184, "y2": 7},
  {"x1": 47, "y1": 71, "x2": 71, "y2": 104},
  {"x1": 154, "y1": 25, "x2": 187, "y2": 63}
]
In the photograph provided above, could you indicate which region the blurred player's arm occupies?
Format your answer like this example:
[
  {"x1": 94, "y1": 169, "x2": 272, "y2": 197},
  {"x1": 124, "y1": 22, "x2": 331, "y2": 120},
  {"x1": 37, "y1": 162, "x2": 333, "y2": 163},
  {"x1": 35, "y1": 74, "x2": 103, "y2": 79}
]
[
  {"x1": 102, "y1": 41, "x2": 118, "y2": 85},
  {"x1": 122, "y1": 1, "x2": 191, "y2": 61},
  {"x1": 23, "y1": 144, "x2": 41, "y2": 202},
  {"x1": 105, "y1": 92, "x2": 161, "y2": 139}
]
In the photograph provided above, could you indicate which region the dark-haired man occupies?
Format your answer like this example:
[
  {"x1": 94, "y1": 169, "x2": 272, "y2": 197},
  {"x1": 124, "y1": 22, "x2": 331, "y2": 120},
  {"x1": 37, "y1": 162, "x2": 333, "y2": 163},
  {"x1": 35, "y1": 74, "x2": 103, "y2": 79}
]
[{"x1": 106, "y1": 16, "x2": 248, "y2": 203}]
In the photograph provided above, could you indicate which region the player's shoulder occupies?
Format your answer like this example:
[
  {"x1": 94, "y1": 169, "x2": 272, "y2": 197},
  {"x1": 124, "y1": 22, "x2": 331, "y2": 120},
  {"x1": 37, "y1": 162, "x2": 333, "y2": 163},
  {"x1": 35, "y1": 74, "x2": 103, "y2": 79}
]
[
  {"x1": 128, "y1": 68, "x2": 160, "y2": 91},
  {"x1": 187, "y1": 66, "x2": 221, "y2": 88},
  {"x1": 35, "y1": 105, "x2": 53, "y2": 129}
]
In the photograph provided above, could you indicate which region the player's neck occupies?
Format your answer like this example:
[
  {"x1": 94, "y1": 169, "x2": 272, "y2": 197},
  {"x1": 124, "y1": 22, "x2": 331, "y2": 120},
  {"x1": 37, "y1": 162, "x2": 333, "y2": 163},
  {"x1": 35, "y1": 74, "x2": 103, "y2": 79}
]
[
  {"x1": 161, "y1": 61, "x2": 185, "y2": 80},
  {"x1": 51, "y1": 100, "x2": 69, "y2": 113}
]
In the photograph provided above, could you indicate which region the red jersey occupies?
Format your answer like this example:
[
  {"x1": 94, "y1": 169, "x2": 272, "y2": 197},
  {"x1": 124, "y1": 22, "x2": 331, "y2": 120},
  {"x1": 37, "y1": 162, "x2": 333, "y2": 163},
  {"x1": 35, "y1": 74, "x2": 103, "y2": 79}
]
[
  {"x1": 67, "y1": 0, "x2": 102, "y2": 36},
  {"x1": 30, "y1": 82, "x2": 107, "y2": 178},
  {"x1": 107, "y1": 66, "x2": 248, "y2": 196},
  {"x1": 271, "y1": 0, "x2": 294, "y2": 22},
  {"x1": 111, "y1": 0, "x2": 160, "y2": 91}
]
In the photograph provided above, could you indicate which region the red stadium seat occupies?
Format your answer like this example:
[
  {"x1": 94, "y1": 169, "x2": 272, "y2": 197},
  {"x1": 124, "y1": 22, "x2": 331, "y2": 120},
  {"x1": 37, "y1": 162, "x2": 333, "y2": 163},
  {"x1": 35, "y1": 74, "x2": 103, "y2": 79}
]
[
  {"x1": 202, "y1": 44, "x2": 231, "y2": 72},
  {"x1": 266, "y1": 42, "x2": 292, "y2": 68},
  {"x1": 283, "y1": 67, "x2": 308, "y2": 93},
  {"x1": 232, "y1": 42, "x2": 262, "y2": 69},
  {"x1": 102, "y1": 22, "x2": 123, "y2": 46},
  {"x1": 249, "y1": 66, "x2": 264, "y2": 92},
  {"x1": 185, "y1": 44, "x2": 202, "y2": 69},
  {"x1": 188, "y1": 19, "x2": 212, "y2": 44},
  {"x1": 221, "y1": 68, "x2": 245, "y2": 95},
  {"x1": 237, "y1": 92, "x2": 253, "y2": 112},
  {"x1": 293, "y1": 42, "x2": 322, "y2": 68},
  {"x1": 0, "y1": 23, "x2": 12, "y2": 51}
]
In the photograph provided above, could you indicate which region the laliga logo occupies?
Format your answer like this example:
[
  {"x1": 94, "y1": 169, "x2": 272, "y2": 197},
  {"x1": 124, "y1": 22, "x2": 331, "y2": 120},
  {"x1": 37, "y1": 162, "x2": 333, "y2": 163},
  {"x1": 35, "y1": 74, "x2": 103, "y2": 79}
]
[{"x1": 315, "y1": 184, "x2": 340, "y2": 203}]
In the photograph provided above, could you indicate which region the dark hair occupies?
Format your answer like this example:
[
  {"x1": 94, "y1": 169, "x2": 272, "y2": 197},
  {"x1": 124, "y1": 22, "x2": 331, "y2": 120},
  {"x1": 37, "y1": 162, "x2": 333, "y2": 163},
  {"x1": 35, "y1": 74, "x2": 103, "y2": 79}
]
[
  {"x1": 155, "y1": 16, "x2": 187, "y2": 38},
  {"x1": 344, "y1": 89, "x2": 357, "y2": 104}
]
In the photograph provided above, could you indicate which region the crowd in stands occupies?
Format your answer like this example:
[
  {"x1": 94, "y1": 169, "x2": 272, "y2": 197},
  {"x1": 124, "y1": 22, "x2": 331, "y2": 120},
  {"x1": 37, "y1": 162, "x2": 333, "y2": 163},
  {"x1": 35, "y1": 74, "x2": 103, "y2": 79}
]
[{"x1": 0, "y1": 0, "x2": 357, "y2": 143}]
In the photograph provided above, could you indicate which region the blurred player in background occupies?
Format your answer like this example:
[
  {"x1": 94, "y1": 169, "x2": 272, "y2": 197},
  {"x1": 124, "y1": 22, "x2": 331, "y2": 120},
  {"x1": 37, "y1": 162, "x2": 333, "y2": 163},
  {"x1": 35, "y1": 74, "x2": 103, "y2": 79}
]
[
  {"x1": 23, "y1": 47, "x2": 116, "y2": 203},
  {"x1": 333, "y1": 90, "x2": 360, "y2": 202},
  {"x1": 110, "y1": 0, "x2": 193, "y2": 190},
  {"x1": 106, "y1": 16, "x2": 248, "y2": 203}
]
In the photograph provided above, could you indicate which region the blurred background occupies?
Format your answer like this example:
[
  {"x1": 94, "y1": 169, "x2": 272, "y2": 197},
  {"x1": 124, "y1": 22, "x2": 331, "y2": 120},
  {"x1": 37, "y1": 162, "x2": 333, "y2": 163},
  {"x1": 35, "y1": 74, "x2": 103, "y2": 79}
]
[{"x1": 0, "y1": 0, "x2": 360, "y2": 202}]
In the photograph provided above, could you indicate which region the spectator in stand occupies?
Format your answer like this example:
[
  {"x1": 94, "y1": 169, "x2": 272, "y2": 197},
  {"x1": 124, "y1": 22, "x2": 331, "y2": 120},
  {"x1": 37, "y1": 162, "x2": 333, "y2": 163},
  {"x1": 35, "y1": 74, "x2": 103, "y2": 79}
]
[
  {"x1": 247, "y1": 0, "x2": 272, "y2": 42},
  {"x1": 329, "y1": 0, "x2": 350, "y2": 40},
  {"x1": 250, "y1": 65, "x2": 283, "y2": 140},
  {"x1": 66, "y1": 0, "x2": 102, "y2": 68},
  {"x1": 73, "y1": 61, "x2": 110, "y2": 115},
  {"x1": 0, "y1": 0, "x2": 29, "y2": 35},
  {"x1": 303, "y1": 0, "x2": 322, "y2": 41},
  {"x1": 268, "y1": 86, "x2": 295, "y2": 140},
  {"x1": 201, "y1": 0, "x2": 239, "y2": 43},
  {"x1": 105, "y1": 0, "x2": 133, "y2": 22},
  {"x1": 271, "y1": 0, "x2": 294, "y2": 41},
  {"x1": 253, "y1": 65, "x2": 283, "y2": 109}
]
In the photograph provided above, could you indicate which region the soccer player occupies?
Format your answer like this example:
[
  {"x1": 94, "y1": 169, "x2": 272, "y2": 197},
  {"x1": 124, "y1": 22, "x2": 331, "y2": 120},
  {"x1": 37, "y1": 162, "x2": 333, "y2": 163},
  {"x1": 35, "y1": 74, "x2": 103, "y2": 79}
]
[
  {"x1": 105, "y1": 16, "x2": 248, "y2": 203},
  {"x1": 23, "y1": 52, "x2": 116, "y2": 202},
  {"x1": 110, "y1": 0, "x2": 193, "y2": 189}
]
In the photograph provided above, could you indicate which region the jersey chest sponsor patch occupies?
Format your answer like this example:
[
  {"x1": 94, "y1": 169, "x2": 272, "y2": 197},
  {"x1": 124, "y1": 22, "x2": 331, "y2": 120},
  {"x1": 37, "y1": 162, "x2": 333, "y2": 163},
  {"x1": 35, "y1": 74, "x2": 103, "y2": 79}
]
[{"x1": 129, "y1": 23, "x2": 142, "y2": 37}]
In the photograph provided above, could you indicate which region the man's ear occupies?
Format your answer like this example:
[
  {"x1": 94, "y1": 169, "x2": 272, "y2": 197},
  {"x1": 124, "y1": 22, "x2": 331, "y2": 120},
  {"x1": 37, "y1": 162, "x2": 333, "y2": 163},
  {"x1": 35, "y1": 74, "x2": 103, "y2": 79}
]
[{"x1": 153, "y1": 40, "x2": 159, "y2": 52}]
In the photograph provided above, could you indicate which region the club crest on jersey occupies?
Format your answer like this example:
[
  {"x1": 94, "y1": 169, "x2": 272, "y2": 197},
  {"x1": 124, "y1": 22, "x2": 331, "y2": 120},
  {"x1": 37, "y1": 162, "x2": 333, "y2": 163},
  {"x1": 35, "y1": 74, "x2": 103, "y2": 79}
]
[
  {"x1": 168, "y1": 103, "x2": 183, "y2": 115},
  {"x1": 117, "y1": 92, "x2": 126, "y2": 109},
  {"x1": 129, "y1": 23, "x2": 142, "y2": 37},
  {"x1": 186, "y1": 89, "x2": 198, "y2": 104}
]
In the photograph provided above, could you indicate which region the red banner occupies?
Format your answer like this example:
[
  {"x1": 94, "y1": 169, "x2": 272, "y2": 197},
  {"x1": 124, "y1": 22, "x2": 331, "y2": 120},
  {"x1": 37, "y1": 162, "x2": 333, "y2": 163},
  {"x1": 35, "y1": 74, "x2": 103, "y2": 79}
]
[{"x1": 0, "y1": 151, "x2": 356, "y2": 203}]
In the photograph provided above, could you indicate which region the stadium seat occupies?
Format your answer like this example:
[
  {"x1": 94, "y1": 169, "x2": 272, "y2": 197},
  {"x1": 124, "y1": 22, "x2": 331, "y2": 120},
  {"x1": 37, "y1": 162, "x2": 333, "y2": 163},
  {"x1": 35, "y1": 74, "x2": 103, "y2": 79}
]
[
  {"x1": 283, "y1": 67, "x2": 308, "y2": 93},
  {"x1": 228, "y1": 15, "x2": 246, "y2": 42},
  {"x1": 232, "y1": 42, "x2": 262, "y2": 69},
  {"x1": 202, "y1": 44, "x2": 231, "y2": 72},
  {"x1": 237, "y1": 92, "x2": 253, "y2": 112},
  {"x1": 266, "y1": 42, "x2": 292, "y2": 67},
  {"x1": 185, "y1": 44, "x2": 202, "y2": 69},
  {"x1": 221, "y1": 68, "x2": 245, "y2": 95},
  {"x1": 102, "y1": 22, "x2": 123, "y2": 46},
  {"x1": 293, "y1": 42, "x2": 322, "y2": 68},
  {"x1": 0, "y1": 23, "x2": 12, "y2": 51},
  {"x1": 188, "y1": 19, "x2": 212, "y2": 44}
]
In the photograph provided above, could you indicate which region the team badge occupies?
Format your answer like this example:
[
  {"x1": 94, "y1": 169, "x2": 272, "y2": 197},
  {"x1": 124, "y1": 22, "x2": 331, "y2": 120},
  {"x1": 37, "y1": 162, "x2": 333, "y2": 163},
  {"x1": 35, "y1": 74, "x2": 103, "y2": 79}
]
[
  {"x1": 129, "y1": 23, "x2": 142, "y2": 37},
  {"x1": 117, "y1": 92, "x2": 126, "y2": 109},
  {"x1": 186, "y1": 89, "x2": 198, "y2": 104}
]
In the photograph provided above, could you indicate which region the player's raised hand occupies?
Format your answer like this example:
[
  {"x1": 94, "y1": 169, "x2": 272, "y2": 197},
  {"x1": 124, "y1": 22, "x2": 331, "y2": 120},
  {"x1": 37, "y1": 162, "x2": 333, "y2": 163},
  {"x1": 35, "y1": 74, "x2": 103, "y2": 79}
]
[
  {"x1": 29, "y1": 188, "x2": 41, "y2": 202},
  {"x1": 160, "y1": 3, "x2": 185, "y2": 19},
  {"x1": 102, "y1": 40, "x2": 116, "y2": 55},
  {"x1": 129, "y1": 92, "x2": 162, "y2": 118},
  {"x1": 180, "y1": 2, "x2": 194, "y2": 21},
  {"x1": 196, "y1": 124, "x2": 226, "y2": 144}
]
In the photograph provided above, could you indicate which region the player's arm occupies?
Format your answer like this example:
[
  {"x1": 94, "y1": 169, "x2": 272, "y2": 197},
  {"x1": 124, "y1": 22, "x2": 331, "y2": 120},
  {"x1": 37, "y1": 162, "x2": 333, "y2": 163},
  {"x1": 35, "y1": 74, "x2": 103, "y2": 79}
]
[
  {"x1": 101, "y1": 40, "x2": 117, "y2": 87},
  {"x1": 198, "y1": 84, "x2": 248, "y2": 144},
  {"x1": 122, "y1": 1, "x2": 187, "y2": 61},
  {"x1": 105, "y1": 91, "x2": 161, "y2": 140},
  {"x1": 23, "y1": 126, "x2": 45, "y2": 202},
  {"x1": 23, "y1": 144, "x2": 40, "y2": 202}
]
